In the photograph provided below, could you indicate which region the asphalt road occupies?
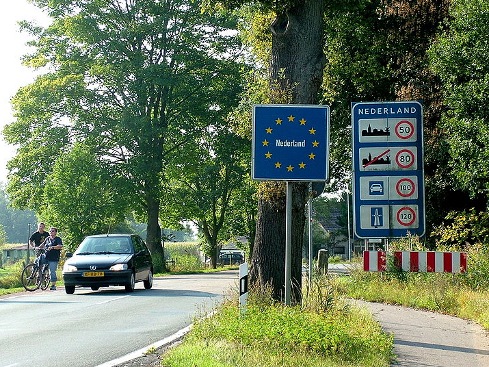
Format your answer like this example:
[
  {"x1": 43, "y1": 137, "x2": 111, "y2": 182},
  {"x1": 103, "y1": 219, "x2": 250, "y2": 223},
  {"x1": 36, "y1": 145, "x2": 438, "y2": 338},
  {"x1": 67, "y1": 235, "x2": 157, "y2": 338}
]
[{"x1": 0, "y1": 271, "x2": 239, "y2": 367}]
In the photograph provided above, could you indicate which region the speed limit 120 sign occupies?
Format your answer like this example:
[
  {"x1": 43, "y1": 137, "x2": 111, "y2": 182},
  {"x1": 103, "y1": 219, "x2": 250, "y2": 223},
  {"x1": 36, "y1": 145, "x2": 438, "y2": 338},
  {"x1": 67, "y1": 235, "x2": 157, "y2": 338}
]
[{"x1": 352, "y1": 101, "x2": 425, "y2": 239}]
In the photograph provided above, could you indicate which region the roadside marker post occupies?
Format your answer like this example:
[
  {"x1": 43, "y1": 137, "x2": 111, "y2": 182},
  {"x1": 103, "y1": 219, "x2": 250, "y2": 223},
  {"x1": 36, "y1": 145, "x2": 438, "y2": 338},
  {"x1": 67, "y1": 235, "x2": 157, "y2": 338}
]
[{"x1": 239, "y1": 262, "x2": 248, "y2": 313}]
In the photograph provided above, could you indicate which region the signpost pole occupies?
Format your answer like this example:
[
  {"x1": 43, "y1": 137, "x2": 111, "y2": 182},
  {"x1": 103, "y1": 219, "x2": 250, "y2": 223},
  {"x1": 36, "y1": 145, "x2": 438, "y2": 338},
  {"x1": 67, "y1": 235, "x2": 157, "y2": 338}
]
[
  {"x1": 285, "y1": 181, "x2": 292, "y2": 306},
  {"x1": 308, "y1": 187, "x2": 313, "y2": 289}
]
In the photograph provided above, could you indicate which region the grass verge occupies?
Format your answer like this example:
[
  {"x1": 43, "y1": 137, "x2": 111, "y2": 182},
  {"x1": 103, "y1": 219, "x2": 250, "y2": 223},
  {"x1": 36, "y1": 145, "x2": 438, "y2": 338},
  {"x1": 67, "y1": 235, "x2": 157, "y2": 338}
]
[
  {"x1": 161, "y1": 280, "x2": 394, "y2": 367},
  {"x1": 337, "y1": 267, "x2": 489, "y2": 330}
]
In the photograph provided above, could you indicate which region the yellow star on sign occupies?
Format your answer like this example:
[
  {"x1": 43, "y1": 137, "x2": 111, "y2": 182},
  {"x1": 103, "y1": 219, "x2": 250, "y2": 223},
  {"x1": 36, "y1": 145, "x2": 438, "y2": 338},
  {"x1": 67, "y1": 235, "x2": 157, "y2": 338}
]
[
  {"x1": 265, "y1": 127, "x2": 273, "y2": 134},
  {"x1": 299, "y1": 118, "x2": 306, "y2": 125},
  {"x1": 287, "y1": 165, "x2": 294, "y2": 171},
  {"x1": 262, "y1": 139, "x2": 269, "y2": 146},
  {"x1": 309, "y1": 152, "x2": 316, "y2": 159},
  {"x1": 299, "y1": 162, "x2": 306, "y2": 169},
  {"x1": 265, "y1": 151, "x2": 272, "y2": 159},
  {"x1": 288, "y1": 115, "x2": 295, "y2": 122},
  {"x1": 312, "y1": 140, "x2": 319, "y2": 147},
  {"x1": 309, "y1": 127, "x2": 316, "y2": 134},
  {"x1": 275, "y1": 162, "x2": 282, "y2": 168},
  {"x1": 275, "y1": 118, "x2": 282, "y2": 125}
]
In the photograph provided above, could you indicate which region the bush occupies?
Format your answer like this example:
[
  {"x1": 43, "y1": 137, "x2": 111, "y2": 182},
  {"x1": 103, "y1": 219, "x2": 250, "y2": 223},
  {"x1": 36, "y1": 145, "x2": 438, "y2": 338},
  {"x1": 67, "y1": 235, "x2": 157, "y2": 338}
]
[
  {"x1": 0, "y1": 260, "x2": 24, "y2": 289},
  {"x1": 164, "y1": 242, "x2": 204, "y2": 272},
  {"x1": 460, "y1": 242, "x2": 489, "y2": 290},
  {"x1": 431, "y1": 209, "x2": 489, "y2": 248}
]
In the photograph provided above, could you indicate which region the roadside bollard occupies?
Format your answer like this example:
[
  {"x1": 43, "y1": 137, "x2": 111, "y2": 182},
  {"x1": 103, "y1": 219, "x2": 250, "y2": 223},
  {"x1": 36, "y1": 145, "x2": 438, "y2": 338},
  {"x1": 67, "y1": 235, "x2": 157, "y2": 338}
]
[
  {"x1": 317, "y1": 249, "x2": 329, "y2": 275},
  {"x1": 239, "y1": 262, "x2": 248, "y2": 314}
]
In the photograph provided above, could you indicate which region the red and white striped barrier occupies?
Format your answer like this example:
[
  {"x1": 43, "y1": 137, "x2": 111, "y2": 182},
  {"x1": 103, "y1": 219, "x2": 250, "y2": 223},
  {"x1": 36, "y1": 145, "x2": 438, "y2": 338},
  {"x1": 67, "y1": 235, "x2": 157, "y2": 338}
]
[
  {"x1": 363, "y1": 250, "x2": 387, "y2": 272},
  {"x1": 363, "y1": 251, "x2": 467, "y2": 273}
]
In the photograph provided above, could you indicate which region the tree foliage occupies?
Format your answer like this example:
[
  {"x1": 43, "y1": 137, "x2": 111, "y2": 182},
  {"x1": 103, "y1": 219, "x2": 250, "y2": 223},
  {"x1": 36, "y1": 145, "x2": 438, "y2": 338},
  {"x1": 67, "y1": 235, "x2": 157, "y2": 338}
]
[
  {"x1": 3, "y1": 0, "x2": 245, "y2": 271},
  {"x1": 0, "y1": 185, "x2": 37, "y2": 244},
  {"x1": 41, "y1": 143, "x2": 128, "y2": 249},
  {"x1": 163, "y1": 126, "x2": 250, "y2": 268},
  {"x1": 429, "y1": 0, "x2": 489, "y2": 203}
]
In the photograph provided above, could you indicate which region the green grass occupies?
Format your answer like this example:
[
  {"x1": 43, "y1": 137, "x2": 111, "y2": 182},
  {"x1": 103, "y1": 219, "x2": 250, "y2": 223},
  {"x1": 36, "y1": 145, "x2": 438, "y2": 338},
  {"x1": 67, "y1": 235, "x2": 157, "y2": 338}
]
[
  {"x1": 338, "y1": 264, "x2": 489, "y2": 330},
  {"x1": 0, "y1": 261, "x2": 24, "y2": 294},
  {"x1": 161, "y1": 279, "x2": 394, "y2": 367}
]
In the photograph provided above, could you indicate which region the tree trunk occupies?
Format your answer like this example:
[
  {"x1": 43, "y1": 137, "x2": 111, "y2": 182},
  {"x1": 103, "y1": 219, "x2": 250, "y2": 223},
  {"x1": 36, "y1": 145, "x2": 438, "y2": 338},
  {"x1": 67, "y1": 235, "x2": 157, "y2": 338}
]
[
  {"x1": 249, "y1": 0, "x2": 327, "y2": 304},
  {"x1": 146, "y1": 195, "x2": 165, "y2": 273}
]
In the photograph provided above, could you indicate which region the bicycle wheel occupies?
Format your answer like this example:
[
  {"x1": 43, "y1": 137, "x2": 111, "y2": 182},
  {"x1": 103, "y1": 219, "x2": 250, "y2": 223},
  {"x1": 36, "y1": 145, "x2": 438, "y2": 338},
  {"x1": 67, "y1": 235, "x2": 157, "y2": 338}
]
[
  {"x1": 21, "y1": 263, "x2": 40, "y2": 291},
  {"x1": 40, "y1": 266, "x2": 50, "y2": 290}
]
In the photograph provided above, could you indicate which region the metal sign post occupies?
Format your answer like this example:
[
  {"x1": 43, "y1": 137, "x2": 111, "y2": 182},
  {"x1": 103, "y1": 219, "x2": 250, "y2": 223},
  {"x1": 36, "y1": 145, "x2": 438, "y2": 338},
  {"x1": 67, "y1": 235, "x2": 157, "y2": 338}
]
[{"x1": 285, "y1": 182, "x2": 292, "y2": 306}]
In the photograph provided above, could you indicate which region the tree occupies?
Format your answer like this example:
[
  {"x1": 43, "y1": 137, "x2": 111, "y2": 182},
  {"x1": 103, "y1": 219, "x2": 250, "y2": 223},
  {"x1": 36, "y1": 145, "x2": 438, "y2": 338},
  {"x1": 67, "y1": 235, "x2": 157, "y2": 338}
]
[
  {"x1": 4, "y1": 0, "x2": 244, "y2": 271},
  {"x1": 219, "y1": 0, "x2": 327, "y2": 303},
  {"x1": 0, "y1": 185, "x2": 37, "y2": 244},
  {"x1": 428, "y1": 0, "x2": 489, "y2": 207},
  {"x1": 164, "y1": 126, "x2": 249, "y2": 268},
  {"x1": 322, "y1": 0, "x2": 458, "y2": 242},
  {"x1": 41, "y1": 143, "x2": 128, "y2": 250}
]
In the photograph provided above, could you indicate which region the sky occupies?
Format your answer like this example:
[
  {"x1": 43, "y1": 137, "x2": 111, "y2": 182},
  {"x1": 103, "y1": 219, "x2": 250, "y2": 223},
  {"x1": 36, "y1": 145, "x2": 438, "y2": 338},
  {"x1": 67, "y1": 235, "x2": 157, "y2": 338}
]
[{"x1": 0, "y1": 2, "x2": 49, "y2": 183}]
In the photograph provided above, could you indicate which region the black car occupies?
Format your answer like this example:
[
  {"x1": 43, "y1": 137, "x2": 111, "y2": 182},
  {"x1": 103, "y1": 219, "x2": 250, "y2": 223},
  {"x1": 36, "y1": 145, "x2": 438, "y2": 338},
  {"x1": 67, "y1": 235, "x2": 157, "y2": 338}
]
[
  {"x1": 62, "y1": 234, "x2": 153, "y2": 294},
  {"x1": 219, "y1": 252, "x2": 244, "y2": 265}
]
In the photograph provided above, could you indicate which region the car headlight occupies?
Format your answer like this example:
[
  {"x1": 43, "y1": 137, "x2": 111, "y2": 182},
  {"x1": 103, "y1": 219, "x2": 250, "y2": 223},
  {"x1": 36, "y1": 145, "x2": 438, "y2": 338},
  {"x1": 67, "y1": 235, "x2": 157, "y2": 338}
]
[
  {"x1": 109, "y1": 264, "x2": 128, "y2": 271},
  {"x1": 63, "y1": 264, "x2": 77, "y2": 272}
]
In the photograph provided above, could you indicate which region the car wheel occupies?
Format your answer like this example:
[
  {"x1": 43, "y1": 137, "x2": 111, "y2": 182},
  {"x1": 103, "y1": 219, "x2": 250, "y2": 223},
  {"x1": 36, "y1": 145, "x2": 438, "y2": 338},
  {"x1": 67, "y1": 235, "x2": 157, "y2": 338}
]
[
  {"x1": 65, "y1": 286, "x2": 75, "y2": 294},
  {"x1": 143, "y1": 270, "x2": 153, "y2": 289},
  {"x1": 91, "y1": 286, "x2": 100, "y2": 291},
  {"x1": 125, "y1": 272, "x2": 135, "y2": 292}
]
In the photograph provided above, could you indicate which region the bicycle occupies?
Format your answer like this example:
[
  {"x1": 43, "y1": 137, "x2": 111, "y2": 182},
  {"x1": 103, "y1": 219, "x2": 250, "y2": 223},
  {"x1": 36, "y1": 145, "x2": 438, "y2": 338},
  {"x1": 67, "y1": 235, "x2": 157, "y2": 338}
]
[{"x1": 21, "y1": 248, "x2": 51, "y2": 291}]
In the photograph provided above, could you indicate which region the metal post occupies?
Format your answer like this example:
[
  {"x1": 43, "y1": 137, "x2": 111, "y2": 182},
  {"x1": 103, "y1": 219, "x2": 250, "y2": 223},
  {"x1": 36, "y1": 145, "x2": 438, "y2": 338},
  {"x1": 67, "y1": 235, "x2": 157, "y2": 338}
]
[
  {"x1": 308, "y1": 192, "x2": 313, "y2": 288},
  {"x1": 347, "y1": 192, "x2": 351, "y2": 261},
  {"x1": 285, "y1": 182, "x2": 292, "y2": 306},
  {"x1": 27, "y1": 223, "x2": 31, "y2": 263}
]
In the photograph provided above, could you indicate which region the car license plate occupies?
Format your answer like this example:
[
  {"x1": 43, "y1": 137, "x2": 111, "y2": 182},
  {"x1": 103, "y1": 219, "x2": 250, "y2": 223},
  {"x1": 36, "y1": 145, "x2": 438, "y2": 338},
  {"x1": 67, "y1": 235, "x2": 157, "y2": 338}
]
[{"x1": 83, "y1": 271, "x2": 104, "y2": 277}]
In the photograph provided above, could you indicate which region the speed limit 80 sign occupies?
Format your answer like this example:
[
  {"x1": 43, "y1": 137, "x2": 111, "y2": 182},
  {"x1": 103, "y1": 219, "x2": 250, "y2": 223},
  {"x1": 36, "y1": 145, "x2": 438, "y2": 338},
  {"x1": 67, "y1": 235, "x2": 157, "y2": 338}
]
[{"x1": 352, "y1": 101, "x2": 425, "y2": 239}]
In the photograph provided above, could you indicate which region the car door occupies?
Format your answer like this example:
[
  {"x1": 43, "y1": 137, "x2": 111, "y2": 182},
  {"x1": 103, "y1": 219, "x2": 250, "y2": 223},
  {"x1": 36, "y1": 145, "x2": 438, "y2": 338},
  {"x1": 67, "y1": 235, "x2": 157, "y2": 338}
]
[{"x1": 132, "y1": 235, "x2": 151, "y2": 281}]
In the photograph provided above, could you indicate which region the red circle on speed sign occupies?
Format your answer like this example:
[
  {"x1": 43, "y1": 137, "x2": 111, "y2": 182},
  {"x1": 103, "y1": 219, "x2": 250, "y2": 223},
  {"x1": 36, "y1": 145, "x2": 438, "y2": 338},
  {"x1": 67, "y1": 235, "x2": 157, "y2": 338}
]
[
  {"x1": 396, "y1": 178, "x2": 415, "y2": 197},
  {"x1": 395, "y1": 120, "x2": 415, "y2": 140},
  {"x1": 396, "y1": 206, "x2": 416, "y2": 227},
  {"x1": 395, "y1": 149, "x2": 415, "y2": 169}
]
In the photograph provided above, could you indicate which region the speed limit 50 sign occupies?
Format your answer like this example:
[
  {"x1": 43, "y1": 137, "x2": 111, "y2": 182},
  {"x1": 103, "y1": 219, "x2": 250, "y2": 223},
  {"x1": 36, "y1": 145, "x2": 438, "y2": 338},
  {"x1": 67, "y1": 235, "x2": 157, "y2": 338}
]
[{"x1": 352, "y1": 101, "x2": 425, "y2": 239}]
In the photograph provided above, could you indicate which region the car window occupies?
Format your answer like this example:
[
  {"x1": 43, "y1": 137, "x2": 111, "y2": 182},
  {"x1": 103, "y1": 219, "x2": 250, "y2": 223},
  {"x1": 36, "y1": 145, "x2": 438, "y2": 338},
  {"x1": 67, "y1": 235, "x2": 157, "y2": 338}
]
[
  {"x1": 76, "y1": 236, "x2": 134, "y2": 254},
  {"x1": 110, "y1": 238, "x2": 132, "y2": 253},
  {"x1": 133, "y1": 236, "x2": 148, "y2": 254}
]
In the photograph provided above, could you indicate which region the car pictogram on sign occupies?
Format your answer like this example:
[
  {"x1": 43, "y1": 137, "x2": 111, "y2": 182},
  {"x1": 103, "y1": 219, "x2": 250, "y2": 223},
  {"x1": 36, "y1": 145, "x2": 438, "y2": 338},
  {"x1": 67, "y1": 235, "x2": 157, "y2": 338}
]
[{"x1": 370, "y1": 182, "x2": 383, "y2": 194}]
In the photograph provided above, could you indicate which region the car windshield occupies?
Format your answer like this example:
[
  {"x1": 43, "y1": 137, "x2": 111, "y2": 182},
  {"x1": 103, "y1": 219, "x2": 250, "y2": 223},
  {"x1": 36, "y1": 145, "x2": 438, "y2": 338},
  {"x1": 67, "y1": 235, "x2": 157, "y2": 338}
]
[{"x1": 75, "y1": 237, "x2": 133, "y2": 255}]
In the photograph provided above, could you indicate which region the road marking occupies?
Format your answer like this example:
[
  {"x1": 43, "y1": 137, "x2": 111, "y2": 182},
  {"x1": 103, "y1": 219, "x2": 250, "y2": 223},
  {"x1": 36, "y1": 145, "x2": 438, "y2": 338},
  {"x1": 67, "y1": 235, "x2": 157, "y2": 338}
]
[
  {"x1": 95, "y1": 295, "x2": 129, "y2": 305},
  {"x1": 95, "y1": 325, "x2": 192, "y2": 367}
]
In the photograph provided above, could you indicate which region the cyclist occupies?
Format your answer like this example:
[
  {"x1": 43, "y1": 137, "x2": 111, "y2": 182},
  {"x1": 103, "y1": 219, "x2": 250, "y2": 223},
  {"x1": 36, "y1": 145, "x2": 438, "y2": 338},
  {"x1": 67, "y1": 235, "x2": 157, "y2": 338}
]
[
  {"x1": 40, "y1": 227, "x2": 63, "y2": 291},
  {"x1": 29, "y1": 222, "x2": 49, "y2": 249}
]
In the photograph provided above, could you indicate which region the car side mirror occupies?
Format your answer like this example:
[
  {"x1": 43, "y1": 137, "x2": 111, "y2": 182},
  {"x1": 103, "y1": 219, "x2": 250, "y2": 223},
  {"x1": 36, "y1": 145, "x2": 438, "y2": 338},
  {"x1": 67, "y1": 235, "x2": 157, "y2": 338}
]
[{"x1": 65, "y1": 252, "x2": 73, "y2": 258}]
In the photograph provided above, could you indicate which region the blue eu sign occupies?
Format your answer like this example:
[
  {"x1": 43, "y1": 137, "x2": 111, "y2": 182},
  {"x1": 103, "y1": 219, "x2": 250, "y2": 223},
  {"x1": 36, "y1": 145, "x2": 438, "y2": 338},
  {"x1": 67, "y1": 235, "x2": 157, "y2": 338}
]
[{"x1": 252, "y1": 105, "x2": 330, "y2": 181}]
